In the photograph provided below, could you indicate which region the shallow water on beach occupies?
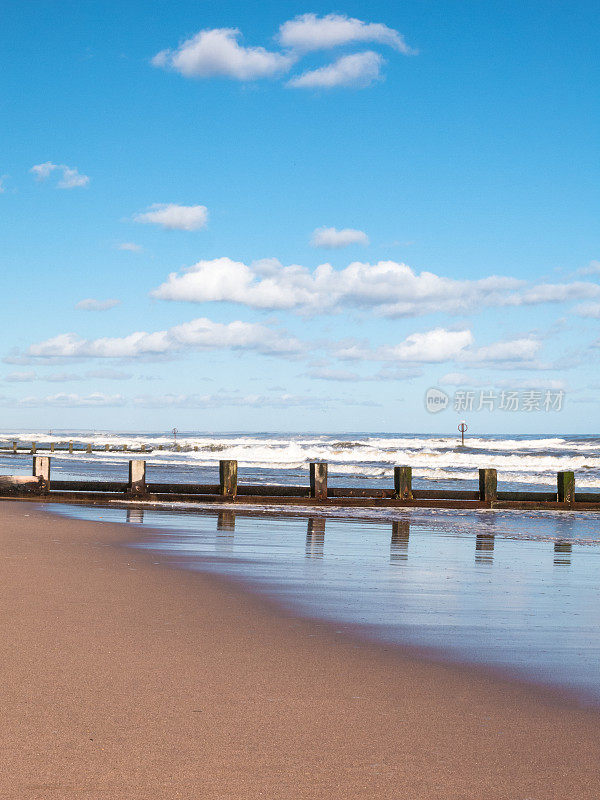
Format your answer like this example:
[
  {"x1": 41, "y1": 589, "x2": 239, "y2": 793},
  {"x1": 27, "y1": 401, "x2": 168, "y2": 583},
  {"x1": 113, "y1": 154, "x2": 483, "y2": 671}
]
[{"x1": 52, "y1": 503, "x2": 600, "y2": 704}]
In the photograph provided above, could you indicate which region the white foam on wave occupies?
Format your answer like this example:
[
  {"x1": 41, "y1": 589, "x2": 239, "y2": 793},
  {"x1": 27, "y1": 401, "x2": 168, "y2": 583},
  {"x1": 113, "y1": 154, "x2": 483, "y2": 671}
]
[{"x1": 4, "y1": 431, "x2": 600, "y2": 486}]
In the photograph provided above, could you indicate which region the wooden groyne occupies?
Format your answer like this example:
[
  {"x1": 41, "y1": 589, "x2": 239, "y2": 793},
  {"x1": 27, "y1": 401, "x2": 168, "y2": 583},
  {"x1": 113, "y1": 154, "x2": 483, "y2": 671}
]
[
  {"x1": 1, "y1": 441, "x2": 174, "y2": 454},
  {"x1": 0, "y1": 458, "x2": 599, "y2": 510}
]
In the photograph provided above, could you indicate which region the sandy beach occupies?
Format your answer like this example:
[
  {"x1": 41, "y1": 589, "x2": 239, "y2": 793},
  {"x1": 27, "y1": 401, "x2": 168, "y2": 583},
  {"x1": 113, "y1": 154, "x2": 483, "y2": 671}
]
[{"x1": 1, "y1": 500, "x2": 600, "y2": 799}]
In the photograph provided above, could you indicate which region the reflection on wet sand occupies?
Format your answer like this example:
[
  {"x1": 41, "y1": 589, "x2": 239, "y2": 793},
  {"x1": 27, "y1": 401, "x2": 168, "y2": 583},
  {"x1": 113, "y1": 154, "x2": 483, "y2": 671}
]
[
  {"x1": 306, "y1": 517, "x2": 325, "y2": 558},
  {"x1": 554, "y1": 540, "x2": 572, "y2": 566},
  {"x1": 475, "y1": 534, "x2": 495, "y2": 564},
  {"x1": 216, "y1": 510, "x2": 236, "y2": 550},
  {"x1": 391, "y1": 520, "x2": 410, "y2": 562},
  {"x1": 54, "y1": 502, "x2": 600, "y2": 702}
]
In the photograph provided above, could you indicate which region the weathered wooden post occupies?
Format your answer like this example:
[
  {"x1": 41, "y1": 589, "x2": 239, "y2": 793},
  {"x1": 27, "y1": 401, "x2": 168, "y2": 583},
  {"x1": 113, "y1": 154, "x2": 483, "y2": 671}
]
[
  {"x1": 105, "y1": 443, "x2": 110, "y2": 451},
  {"x1": 141, "y1": 444, "x2": 146, "y2": 452},
  {"x1": 68, "y1": 441, "x2": 73, "y2": 454},
  {"x1": 12, "y1": 441, "x2": 17, "y2": 454},
  {"x1": 557, "y1": 471, "x2": 575, "y2": 504},
  {"x1": 394, "y1": 466, "x2": 413, "y2": 500},
  {"x1": 127, "y1": 460, "x2": 146, "y2": 496},
  {"x1": 123, "y1": 444, "x2": 128, "y2": 451},
  {"x1": 158, "y1": 444, "x2": 163, "y2": 450},
  {"x1": 86, "y1": 443, "x2": 92, "y2": 453},
  {"x1": 310, "y1": 462, "x2": 328, "y2": 500},
  {"x1": 33, "y1": 456, "x2": 51, "y2": 493},
  {"x1": 219, "y1": 460, "x2": 238, "y2": 499},
  {"x1": 50, "y1": 442, "x2": 55, "y2": 453},
  {"x1": 31, "y1": 442, "x2": 36, "y2": 454},
  {"x1": 479, "y1": 468, "x2": 497, "y2": 503}
]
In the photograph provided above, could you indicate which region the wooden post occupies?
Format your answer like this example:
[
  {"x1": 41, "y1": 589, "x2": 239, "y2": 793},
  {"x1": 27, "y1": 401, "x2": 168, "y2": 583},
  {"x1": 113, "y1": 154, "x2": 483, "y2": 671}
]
[
  {"x1": 158, "y1": 444, "x2": 163, "y2": 450},
  {"x1": 123, "y1": 444, "x2": 128, "y2": 451},
  {"x1": 479, "y1": 469, "x2": 497, "y2": 503},
  {"x1": 33, "y1": 456, "x2": 51, "y2": 493},
  {"x1": 557, "y1": 471, "x2": 575, "y2": 504},
  {"x1": 86, "y1": 443, "x2": 92, "y2": 453},
  {"x1": 310, "y1": 462, "x2": 328, "y2": 500},
  {"x1": 394, "y1": 466, "x2": 413, "y2": 500},
  {"x1": 31, "y1": 442, "x2": 36, "y2": 454},
  {"x1": 141, "y1": 444, "x2": 146, "y2": 452},
  {"x1": 12, "y1": 441, "x2": 17, "y2": 454},
  {"x1": 105, "y1": 443, "x2": 110, "y2": 451},
  {"x1": 219, "y1": 460, "x2": 238, "y2": 498},
  {"x1": 50, "y1": 442, "x2": 55, "y2": 453},
  {"x1": 68, "y1": 441, "x2": 73, "y2": 454},
  {"x1": 127, "y1": 460, "x2": 146, "y2": 495}
]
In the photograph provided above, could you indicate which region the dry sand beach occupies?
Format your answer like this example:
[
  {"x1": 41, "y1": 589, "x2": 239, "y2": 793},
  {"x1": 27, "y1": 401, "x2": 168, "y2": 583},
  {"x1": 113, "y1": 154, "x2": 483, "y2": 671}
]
[{"x1": 1, "y1": 499, "x2": 600, "y2": 799}]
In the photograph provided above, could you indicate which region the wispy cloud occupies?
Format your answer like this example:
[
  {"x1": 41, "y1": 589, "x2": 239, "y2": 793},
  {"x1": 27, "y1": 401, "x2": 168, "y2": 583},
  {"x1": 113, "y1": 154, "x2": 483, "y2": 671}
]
[
  {"x1": 30, "y1": 161, "x2": 89, "y2": 189},
  {"x1": 574, "y1": 302, "x2": 600, "y2": 318},
  {"x1": 278, "y1": 13, "x2": 415, "y2": 54},
  {"x1": 4, "y1": 371, "x2": 36, "y2": 382},
  {"x1": 153, "y1": 28, "x2": 294, "y2": 80},
  {"x1": 117, "y1": 242, "x2": 143, "y2": 252},
  {"x1": 75, "y1": 298, "x2": 121, "y2": 311},
  {"x1": 310, "y1": 226, "x2": 369, "y2": 248},
  {"x1": 18, "y1": 393, "x2": 125, "y2": 407},
  {"x1": 133, "y1": 203, "x2": 208, "y2": 231},
  {"x1": 288, "y1": 51, "x2": 384, "y2": 89},
  {"x1": 575, "y1": 260, "x2": 600, "y2": 277}
]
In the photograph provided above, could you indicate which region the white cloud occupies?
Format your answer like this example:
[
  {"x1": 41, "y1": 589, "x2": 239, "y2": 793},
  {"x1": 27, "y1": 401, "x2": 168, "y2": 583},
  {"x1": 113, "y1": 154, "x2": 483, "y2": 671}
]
[
  {"x1": 335, "y1": 329, "x2": 543, "y2": 368},
  {"x1": 25, "y1": 317, "x2": 303, "y2": 360},
  {"x1": 133, "y1": 203, "x2": 208, "y2": 231},
  {"x1": 75, "y1": 298, "x2": 121, "y2": 311},
  {"x1": 461, "y1": 337, "x2": 542, "y2": 364},
  {"x1": 310, "y1": 226, "x2": 369, "y2": 248},
  {"x1": 278, "y1": 13, "x2": 415, "y2": 54},
  {"x1": 152, "y1": 256, "x2": 600, "y2": 317},
  {"x1": 380, "y1": 329, "x2": 474, "y2": 363},
  {"x1": 117, "y1": 242, "x2": 143, "y2": 252},
  {"x1": 30, "y1": 161, "x2": 89, "y2": 189},
  {"x1": 288, "y1": 51, "x2": 384, "y2": 89},
  {"x1": 518, "y1": 282, "x2": 599, "y2": 304},
  {"x1": 153, "y1": 28, "x2": 294, "y2": 80},
  {"x1": 19, "y1": 393, "x2": 125, "y2": 407}
]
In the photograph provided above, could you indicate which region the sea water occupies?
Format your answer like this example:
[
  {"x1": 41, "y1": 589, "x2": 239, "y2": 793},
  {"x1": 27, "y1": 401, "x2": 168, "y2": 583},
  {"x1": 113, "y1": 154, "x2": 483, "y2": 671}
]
[{"x1": 3, "y1": 431, "x2": 600, "y2": 491}]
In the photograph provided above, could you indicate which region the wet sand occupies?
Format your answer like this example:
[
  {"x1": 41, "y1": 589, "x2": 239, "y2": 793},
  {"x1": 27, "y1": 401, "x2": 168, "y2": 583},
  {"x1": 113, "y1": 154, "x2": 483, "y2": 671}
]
[{"x1": 1, "y1": 501, "x2": 599, "y2": 799}]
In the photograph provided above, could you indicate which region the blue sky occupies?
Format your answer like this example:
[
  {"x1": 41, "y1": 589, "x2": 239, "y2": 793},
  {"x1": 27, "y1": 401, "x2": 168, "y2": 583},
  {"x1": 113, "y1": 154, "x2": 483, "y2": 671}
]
[{"x1": 1, "y1": 0, "x2": 599, "y2": 432}]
